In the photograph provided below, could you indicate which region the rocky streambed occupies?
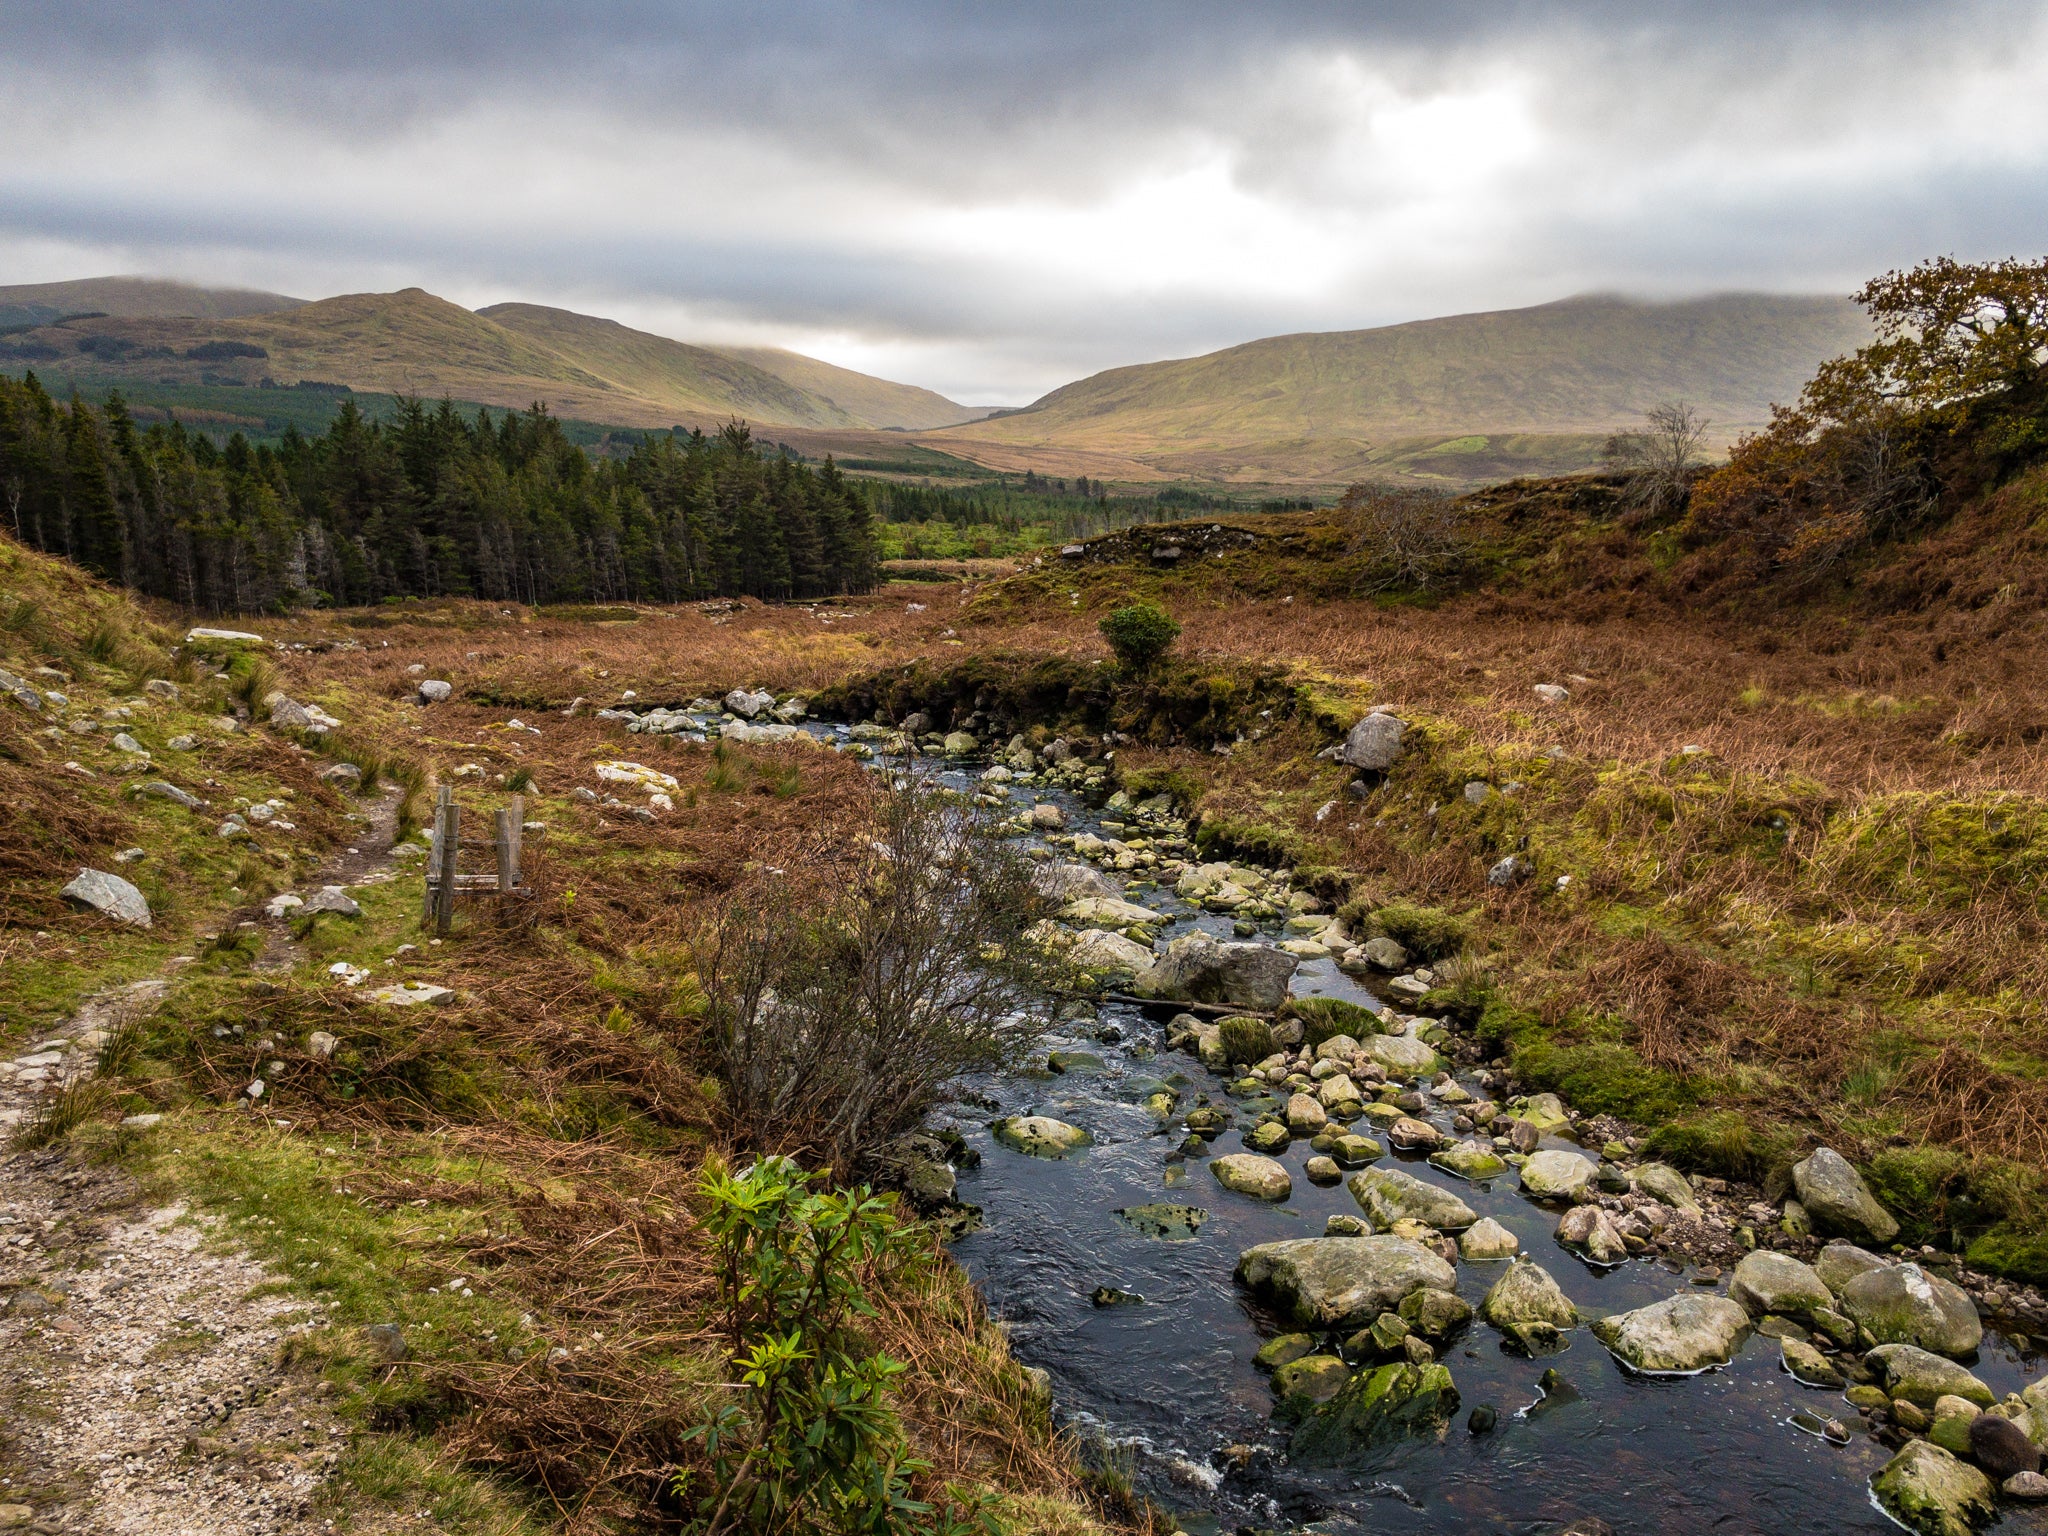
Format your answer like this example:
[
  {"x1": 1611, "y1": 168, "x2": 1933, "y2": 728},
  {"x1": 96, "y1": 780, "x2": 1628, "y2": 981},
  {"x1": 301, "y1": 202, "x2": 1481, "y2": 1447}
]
[
  {"x1": 825, "y1": 737, "x2": 2048, "y2": 1536},
  {"x1": 596, "y1": 699, "x2": 2048, "y2": 1535}
]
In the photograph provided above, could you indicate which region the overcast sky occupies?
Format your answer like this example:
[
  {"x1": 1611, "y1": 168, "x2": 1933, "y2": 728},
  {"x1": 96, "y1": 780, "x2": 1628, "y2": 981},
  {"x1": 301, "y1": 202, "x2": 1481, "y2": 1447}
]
[{"x1": 4, "y1": 2, "x2": 2046, "y2": 404}]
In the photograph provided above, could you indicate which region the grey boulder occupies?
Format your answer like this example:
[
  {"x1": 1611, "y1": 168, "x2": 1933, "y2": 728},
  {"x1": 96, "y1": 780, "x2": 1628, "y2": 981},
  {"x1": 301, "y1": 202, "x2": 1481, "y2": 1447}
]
[
  {"x1": 1591, "y1": 1293, "x2": 1751, "y2": 1373},
  {"x1": 1865, "y1": 1343, "x2": 1993, "y2": 1408},
  {"x1": 1337, "y1": 710, "x2": 1407, "y2": 771},
  {"x1": 61, "y1": 867, "x2": 151, "y2": 927},
  {"x1": 1235, "y1": 1234, "x2": 1455, "y2": 1330},
  {"x1": 1348, "y1": 1166, "x2": 1479, "y2": 1232},
  {"x1": 1840, "y1": 1263, "x2": 1982, "y2": 1358},
  {"x1": 1792, "y1": 1146, "x2": 1899, "y2": 1244},
  {"x1": 1729, "y1": 1250, "x2": 1834, "y2": 1322},
  {"x1": 1134, "y1": 931, "x2": 1299, "y2": 1012},
  {"x1": 132, "y1": 779, "x2": 203, "y2": 810},
  {"x1": 418, "y1": 680, "x2": 453, "y2": 703}
]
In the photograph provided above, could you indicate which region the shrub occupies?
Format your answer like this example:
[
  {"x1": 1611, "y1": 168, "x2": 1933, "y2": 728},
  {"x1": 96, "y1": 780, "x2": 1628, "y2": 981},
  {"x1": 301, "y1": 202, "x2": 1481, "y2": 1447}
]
[
  {"x1": 683, "y1": 1154, "x2": 993, "y2": 1536},
  {"x1": 693, "y1": 780, "x2": 1057, "y2": 1172},
  {"x1": 1098, "y1": 602, "x2": 1180, "y2": 673},
  {"x1": 1218, "y1": 1015, "x2": 1275, "y2": 1064}
]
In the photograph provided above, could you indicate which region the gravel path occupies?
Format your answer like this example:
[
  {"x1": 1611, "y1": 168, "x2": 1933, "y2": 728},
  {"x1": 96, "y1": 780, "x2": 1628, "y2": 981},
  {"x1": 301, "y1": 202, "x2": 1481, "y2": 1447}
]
[{"x1": 0, "y1": 782, "x2": 411, "y2": 1534}]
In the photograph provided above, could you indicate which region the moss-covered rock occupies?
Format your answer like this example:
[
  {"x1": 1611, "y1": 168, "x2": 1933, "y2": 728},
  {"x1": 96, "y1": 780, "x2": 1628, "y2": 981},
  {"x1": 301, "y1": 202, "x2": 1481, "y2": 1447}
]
[
  {"x1": 1869, "y1": 1440, "x2": 1995, "y2": 1536},
  {"x1": 1290, "y1": 1361, "x2": 1460, "y2": 1461},
  {"x1": 991, "y1": 1115, "x2": 1090, "y2": 1158}
]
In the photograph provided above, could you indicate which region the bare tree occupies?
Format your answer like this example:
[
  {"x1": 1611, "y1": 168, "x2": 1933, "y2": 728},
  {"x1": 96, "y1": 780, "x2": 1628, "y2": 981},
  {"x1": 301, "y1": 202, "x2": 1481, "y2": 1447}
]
[
  {"x1": 1604, "y1": 401, "x2": 1711, "y2": 524},
  {"x1": 692, "y1": 777, "x2": 1059, "y2": 1173},
  {"x1": 1342, "y1": 483, "x2": 1468, "y2": 592}
]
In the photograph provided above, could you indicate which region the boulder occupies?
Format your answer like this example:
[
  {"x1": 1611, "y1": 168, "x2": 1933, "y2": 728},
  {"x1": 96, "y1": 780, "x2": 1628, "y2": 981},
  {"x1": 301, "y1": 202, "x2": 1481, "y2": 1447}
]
[
  {"x1": 1729, "y1": 1250, "x2": 1834, "y2": 1322},
  {"x1": 60, "y1": 868, "x2": 151, "y2": 927},
  {"x1": 1555, "y1": 1205, "x2": 1629, "y2": 1266},
  {"x1": 1870, "y1": 1440, "x2": 1995, "y2": 1536},
  {"x1": 1510, "y1": 1092, "x2": 1570, "y2": 1132},
  {"x1": 1398, "y1": 1285, "x2": 1475, "y2": 1342},
  {"x1": 185, "y1": 627, "x2": 264, "y2": 644},
  {"x1": 132, "y1": 779, "x2": 203, "y2": 810},
  {"x1": 301, "y1": 885, "x2": 362, "y2": 918},
  {"x1": 318, "y1": 762, "x2": 363, "y2": 788},
  {"x1": 1359, "y1": 936, "x2": 1409, "y2": 971},
  {"x1": 1133, "y1": 931, "x2": 1298, "y2": 1011},
  {"x1": 1631, "y1": 1162, "x2": 1701, "y2": 1212},
  {"x1": 1211, "y1": 1153, "x2": 1292, "y2": 1201},
  {"x1": 1348, "y1": 1166, "x2": 1479, "y2": 1232},
  {"x1": 1792, "y1": 1146, "x2": 1899, "y2": 1244},
  {"x1": 1591, "y1": 1293, "x2": 1752, "y2": 1373},
  {"x1": 369, "y1": 983, "x2": 455, "y2": 1007},
  {"x1": 1291, "y1": 1360, "x2": 1458, "y2": 1461},
  {"x1": 417, "y1": 680, "x2": 453, "y2": 703},
  {"x1": 941, "y1": 731, "x2": 979, "y2": 756},
  {"x1": 991, "y1": 1116, "x2": 1090, "y2": 1158},
  {"x1": 1028, "y1": 802, "x2": 1065, "y2": 830},
  {"x1": 1815, "y1": 1239, "x2": 1889, "y2": 1294},
  {"x1": 1429, "y1": 1141, "x2": 1508, "y2": 1180},
  {"x1": 1061, "y1": 896, "x2": 1163, "y2": 929},
  {"x1": 1336, "y1": 710, "x2": 1407, "y2": 772},
  {"x1": 1459, "y1": 1217, "x2": 1521, "y2": 1261},
  {"x1": 1386, "y1": 1116, "x2": 1443, "y2": 1151},
  {"x1": 0, "y1": 666, "x2": 43, "y2": 710},
  {"x1": 1480, "y1": 1260, "x2": 1579, "y2": 1354},
  {"x1": 1256, "y1": 1333, "x2": 1318, "y2": 1371},
  {"x1": 1519, "y1": 1149, "x2": 1597, "y2": 1200},
  {"x1": 1969, "y1": 1413, "x2": 2041, "y2": 1481},
  {"x1": 1781, "y1": 1336, "x2": 1844, "y2": 1388},
  {"x1": 1287, "y1": 1093, "x2": 1330, "y2": 1135},
  {"x1": 1115, "y1": 1204, "x2": 1208, "y2": 1241},
  {"x1": 1272, "y1": 1354, "x2": 1351, "y2": 1415},
  {"x1": 1234, "y1": 1235, "x2": 1455, "y2": 1330},
  {"x1": 1361, "y1": 1032, "x2": 1440, "y2": 1078},
  {"x1": 1840, "y1": 1263, "x2": 1982, "y2": 1358},
  {"x1": 1329, "y1": 1132, "x2": 1384, "y2": 1168},
  {"x1": 1033, "y1": 862, "x2": 1117, "y2": 901},
  {"x1": 724, "y1": 688, "x2": 776, "y2": 719},
  {"x1": 1865, "y1": 1344, "x2": 1993, "y2": 1408},
  {"x1": 1065, "y1": 928, "x2": 1154, "y2": 978}
]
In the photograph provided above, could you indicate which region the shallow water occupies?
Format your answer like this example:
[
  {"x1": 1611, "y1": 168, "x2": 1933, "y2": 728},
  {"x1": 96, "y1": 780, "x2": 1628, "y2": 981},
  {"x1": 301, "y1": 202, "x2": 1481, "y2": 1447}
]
[{"x1": 834, "y1": 740, "x2": 2048, "y2": 1535}]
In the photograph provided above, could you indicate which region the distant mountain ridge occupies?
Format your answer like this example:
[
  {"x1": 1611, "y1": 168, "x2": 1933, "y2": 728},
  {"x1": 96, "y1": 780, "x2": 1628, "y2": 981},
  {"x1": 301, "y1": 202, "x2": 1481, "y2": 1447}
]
[
  {"x1": 927, "y1": 292, "x2": 1873, "y2": 484},
  {"x1": 0, "y1": 276, "x2": 305, "y2": 328},
  {"x1": 0, "y1": 280, "x2": 985, "y2": 433}
]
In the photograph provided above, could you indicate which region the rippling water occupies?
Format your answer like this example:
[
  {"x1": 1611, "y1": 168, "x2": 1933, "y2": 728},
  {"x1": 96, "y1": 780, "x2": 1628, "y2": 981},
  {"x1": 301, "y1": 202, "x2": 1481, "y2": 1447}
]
[{"x1": 840, "y1": 744, "x2": 2048, "y2": 1535}]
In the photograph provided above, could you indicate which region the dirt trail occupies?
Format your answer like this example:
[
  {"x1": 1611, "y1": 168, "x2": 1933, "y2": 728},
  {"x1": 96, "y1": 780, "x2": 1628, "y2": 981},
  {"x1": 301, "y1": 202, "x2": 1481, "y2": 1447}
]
[{"x1": 0, "y1": 784, "x2": 410, "y2": 1535}]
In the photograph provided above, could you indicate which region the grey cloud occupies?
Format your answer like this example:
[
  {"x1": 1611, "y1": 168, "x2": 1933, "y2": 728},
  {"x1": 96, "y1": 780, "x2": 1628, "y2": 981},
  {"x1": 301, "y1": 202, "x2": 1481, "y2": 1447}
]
[{"x1": 2, "y1": 2, "x2": 2047, "y2": 401}]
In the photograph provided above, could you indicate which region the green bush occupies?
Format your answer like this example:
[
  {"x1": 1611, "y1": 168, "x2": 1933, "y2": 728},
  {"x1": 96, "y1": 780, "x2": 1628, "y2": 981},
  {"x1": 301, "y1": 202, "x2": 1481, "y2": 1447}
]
[
  {"x1": 1098, "y1": 602, "x2": 1181, "y2": 673},
  {"x1": 683, "y1": 1155, "x2": 992, "y2": 1536},
  {"x1": 1282, "y1": 996, "x2": 1378, "y2": 1048},
  {"x1": 1218, "y1": 1016, "x2": 1276, "y2": 1064}
]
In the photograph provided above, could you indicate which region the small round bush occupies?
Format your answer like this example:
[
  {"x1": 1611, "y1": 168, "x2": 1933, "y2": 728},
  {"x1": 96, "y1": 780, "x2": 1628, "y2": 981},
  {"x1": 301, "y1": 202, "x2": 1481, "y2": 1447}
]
[
  {"x1": 1219, "y1": 1015, "x2": 1275, "y2": 1064},
  {"x1": 1099, "y1": 602, "x2": 1181, "y2": 672}
]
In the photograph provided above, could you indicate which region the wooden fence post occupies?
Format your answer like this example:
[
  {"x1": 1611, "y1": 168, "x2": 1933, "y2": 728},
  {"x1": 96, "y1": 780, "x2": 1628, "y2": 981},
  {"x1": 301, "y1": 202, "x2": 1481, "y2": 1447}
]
[{"x1": 432, "y1": 787, "x2": 460, "y2": 934}]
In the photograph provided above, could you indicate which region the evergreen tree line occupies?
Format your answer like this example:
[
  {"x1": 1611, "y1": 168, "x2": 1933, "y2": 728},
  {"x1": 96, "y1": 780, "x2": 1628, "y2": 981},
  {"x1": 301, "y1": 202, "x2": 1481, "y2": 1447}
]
[{"x1": 0, "y1": 373, "x2": 880, "y2": 611}]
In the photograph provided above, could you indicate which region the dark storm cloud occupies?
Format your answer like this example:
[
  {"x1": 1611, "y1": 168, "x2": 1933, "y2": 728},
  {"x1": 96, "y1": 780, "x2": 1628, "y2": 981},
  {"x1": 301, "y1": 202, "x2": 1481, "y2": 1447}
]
[{"x1": 2, "y1": 2, "x2": 2045, "y2": 400}]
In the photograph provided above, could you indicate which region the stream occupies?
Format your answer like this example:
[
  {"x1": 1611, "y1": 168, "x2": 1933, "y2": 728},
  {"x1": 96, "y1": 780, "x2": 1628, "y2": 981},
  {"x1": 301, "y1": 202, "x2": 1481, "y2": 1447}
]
[{"x1": 781, "y1": 724, "x2": 2048, "y2": 1535}]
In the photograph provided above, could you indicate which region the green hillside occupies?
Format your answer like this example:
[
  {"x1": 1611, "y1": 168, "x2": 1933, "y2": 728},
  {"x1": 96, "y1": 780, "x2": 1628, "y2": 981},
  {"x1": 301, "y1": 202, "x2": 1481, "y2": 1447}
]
[
  {"x1": 0, "y1": 275, "x2": 304, "y2": 328},
  {"x1": 0, "y1": 284, "x2": 978, "y2": 434},
  {"x1": 926, "y1": 293, "x2": 1872, "y2": 485}
]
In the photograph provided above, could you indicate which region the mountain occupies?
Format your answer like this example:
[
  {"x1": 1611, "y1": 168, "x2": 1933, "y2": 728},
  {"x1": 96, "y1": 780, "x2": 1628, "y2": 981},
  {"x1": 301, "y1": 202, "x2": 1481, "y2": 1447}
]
[
  {"x1": 925, "y1": 293, "x2": 1873, "y2": 485},
  {"x1": 478, "y1": 303, "x2": 985, "y2": 430},
  {"x1": 0, "y1": 276, "x2": 304, "y2": 328},
  {"x1": 0, "y1": 283, "x2": 982, "y2": 433}
]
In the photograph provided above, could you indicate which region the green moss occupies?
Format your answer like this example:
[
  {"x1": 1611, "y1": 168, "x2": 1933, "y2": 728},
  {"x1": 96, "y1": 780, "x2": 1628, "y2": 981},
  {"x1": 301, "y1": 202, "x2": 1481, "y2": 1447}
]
[
  {"x1": 1218, "y1": 1016, "x2": 1276, "y2": 1064},
  {"x1": 1364, "y1": 901, "x2": 1468, "y2": 962},
  {"x1": 1282, "y1": 996, "x2": 1379, "y2": 1047},
  {"x1": 1193, "y1": 816, "x2": 1312, "y2": 868},
  {"x1": 1640, "y1": 1110, "x2": 1796, "y2": 1185},
  {"x1": 1116, "y1": 765, "x2": 1204, "y2": 810}
]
